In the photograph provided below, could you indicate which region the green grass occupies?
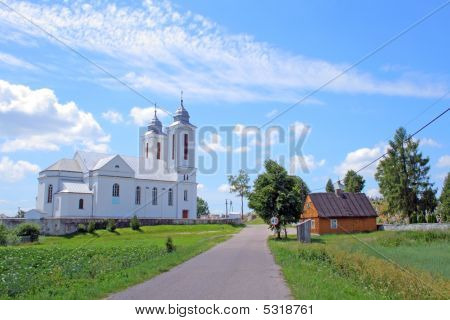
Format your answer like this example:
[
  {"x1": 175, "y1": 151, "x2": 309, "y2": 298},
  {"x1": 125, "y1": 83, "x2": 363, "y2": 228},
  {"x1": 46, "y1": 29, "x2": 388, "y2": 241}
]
[
  {"x1": 246, "y1": 216, "x2": 265, "y2": 225},
  {"x1": 0, "y1": 224, "x2": 242, "y2": 299},
  {"x1": 269, "y1": 230, "x2": 450, "y2": 300}
]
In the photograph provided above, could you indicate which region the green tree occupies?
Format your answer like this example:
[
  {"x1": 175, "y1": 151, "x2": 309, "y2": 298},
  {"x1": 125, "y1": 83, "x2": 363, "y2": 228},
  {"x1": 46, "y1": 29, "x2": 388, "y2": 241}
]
[
  {"x1": 375, "y1": 127, "x2": 433, "y2": 219},
  {"x1": 248, "y1": 160, "x2": 309, "y2": 239},
  {"x1": 228, "y1": 169, "x2": 251, "y2": 219},
  {"x1": 436, "y1": 173, "x2": 450, "y2": 222},
  {"x1": 16, "y1": 208, "x2": 25, "y2": 218},
  {"x1": 343, "y1": 170, "x2": 365, "y2": 193},
  {"x1": 418, "y1": 187, "x2": 437, "y2": 215},
  {"x1": 197, "y1": 196, "x2": 210, "y2": 218},
  {"x1": 325, "y1": 179, "x2": 335, "y2": 193}
]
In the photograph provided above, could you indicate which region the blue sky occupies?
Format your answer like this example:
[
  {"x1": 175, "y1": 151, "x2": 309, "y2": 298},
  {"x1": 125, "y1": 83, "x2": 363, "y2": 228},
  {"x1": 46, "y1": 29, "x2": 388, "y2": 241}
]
[{"x1": 0, "y1": 0, "x2": 449, "y2": 216}]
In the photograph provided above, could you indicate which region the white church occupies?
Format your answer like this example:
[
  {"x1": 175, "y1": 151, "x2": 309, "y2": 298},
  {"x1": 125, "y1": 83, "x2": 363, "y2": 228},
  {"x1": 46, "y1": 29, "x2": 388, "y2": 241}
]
[{"x1": 26, "y1": 99, "x2": 197, "y2": 219}]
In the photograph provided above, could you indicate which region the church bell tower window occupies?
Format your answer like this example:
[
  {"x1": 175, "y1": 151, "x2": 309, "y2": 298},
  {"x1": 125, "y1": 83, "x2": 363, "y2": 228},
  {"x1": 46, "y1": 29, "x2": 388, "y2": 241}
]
[{"x1": 184, "y1": 133, "x2": 188, "y2": 160}]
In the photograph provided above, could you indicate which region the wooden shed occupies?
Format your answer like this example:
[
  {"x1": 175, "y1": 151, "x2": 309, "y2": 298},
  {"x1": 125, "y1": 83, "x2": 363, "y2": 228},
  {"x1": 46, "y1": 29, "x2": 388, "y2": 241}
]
[{"x1": 300, "y1": 190, "x2": 377, "y2": 235}]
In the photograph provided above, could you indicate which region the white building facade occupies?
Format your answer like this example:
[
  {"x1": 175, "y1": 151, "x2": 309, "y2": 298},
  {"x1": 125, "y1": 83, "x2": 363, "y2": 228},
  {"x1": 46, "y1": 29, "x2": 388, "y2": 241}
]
[{"x1": 27, "y1": 100, "x2": 197, "y2": 219}]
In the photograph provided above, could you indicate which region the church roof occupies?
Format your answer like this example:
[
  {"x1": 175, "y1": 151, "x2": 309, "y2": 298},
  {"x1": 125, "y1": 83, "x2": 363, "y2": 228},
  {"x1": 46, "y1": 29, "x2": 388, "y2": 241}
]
[
  {"x1": 59, "y1": 181, "x2": 92, "y2": 194},
  {"x1": 44, "y1": 159, "x2": 82, "y2": 172}
]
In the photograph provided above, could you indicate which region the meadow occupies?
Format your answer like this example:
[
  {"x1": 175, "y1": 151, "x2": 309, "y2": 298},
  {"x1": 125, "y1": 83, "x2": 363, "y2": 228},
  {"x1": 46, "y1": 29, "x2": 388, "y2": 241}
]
[
  {"x1": 269, "y1": 230, "x2": 450, "y2": 299},
  {"x1": 0, "y1": 224, "x2": 242, "y2": 299}
]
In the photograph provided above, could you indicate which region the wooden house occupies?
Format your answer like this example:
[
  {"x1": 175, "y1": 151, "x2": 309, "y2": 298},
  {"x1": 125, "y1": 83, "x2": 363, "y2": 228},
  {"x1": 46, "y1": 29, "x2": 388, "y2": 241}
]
[{"x1": 301, "y1": 189, "x2": 377, "y2": 235}]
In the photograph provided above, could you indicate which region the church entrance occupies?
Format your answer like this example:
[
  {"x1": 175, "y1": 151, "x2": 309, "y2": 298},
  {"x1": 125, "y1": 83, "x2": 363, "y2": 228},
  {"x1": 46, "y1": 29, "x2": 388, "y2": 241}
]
[{"x1": 182, "y1": 210, "x2": 189, "y2": 219}]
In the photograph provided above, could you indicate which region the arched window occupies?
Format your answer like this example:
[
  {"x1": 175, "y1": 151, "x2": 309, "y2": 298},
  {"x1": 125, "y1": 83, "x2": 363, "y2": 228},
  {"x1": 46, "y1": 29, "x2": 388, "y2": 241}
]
[
  {"x1": 184, "y1": 133, "x2": 188, "y2": 160},
  {"x1": 78, "y1": 199, "x2": 84, "y2": 209},
  {"x1": 146, "y1": 143, "x2": 149, "y2": 159},
  {"x1": 184, "y1": 190, "x2": 188, "y2": 201},
  {"x1": 168, "y1": 188, "x2": 173, "y2": 206},
  {"x1": 135, "y1": 186, "x2": 141, "y2": 205},
  {"x1": 152, "y1": 187, "x2": 158, "y2": 205},
  {"x1": 157, "y1": 142, "x2": 161, "y2": 160},
  {"x1": 112, "y1": 183, "x2": 120, "y2": 197},
  {"x1": 47, "y1": 184, "x2": 53, "y2": 203}
]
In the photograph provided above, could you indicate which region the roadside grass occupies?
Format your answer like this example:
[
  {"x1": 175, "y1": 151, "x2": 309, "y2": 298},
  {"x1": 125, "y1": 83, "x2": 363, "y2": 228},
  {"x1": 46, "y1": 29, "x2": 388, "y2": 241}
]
[
  {"x1": 246, "y1": 216, "x2": 265, "y2": 225},
  {"x1": 269, "y1": 230, "x2": 450, "y2": 300},
  {"x1": 0, "y1": 224, "x2": 242, "y2": 299}
]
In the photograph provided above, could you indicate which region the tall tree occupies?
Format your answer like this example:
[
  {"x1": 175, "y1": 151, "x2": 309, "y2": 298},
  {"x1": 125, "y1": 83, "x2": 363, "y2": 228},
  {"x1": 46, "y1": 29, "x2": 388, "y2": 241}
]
[
  {"x1": 343, "y1": 170, "x2": 365, "y2": 192},
  {"x1": 325, "y1": 179, "x2": 335, "y2": 193},
  {"x1": 197, "y1": 197, "x2": 210, "y2": 218},
  {"x1": 248, "y1": 160, "x2": 309, "y2": 239},
  {"x1": 228, "y1": 169, "x2": 251, "y2": 219},
  {"x1": 436, "y1": 173, "x2": 450, "y2": 222},
  {"x1": 375, "y1": 127, "x2": 433, "y2": 219}
]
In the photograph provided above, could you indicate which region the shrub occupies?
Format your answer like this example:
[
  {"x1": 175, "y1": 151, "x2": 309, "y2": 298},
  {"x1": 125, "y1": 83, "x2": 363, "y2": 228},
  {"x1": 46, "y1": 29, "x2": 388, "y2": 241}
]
[
  {"x1": 0, "y1": 224, "x2": 7, "y2": 246},
  {"x1": 15, "y1": 223, "x2": 41, "y2": 242},
  {"x1": 130, "y1": 215, "x2": 140, "y2": 230},
  {"x1": 410, "y1": 212, "x2": 417, "y2": 224},
  {"x1": 166, "y1": 236, "x2": 176, "y2": 253},
  {"x1": 87, "y1": 221, "x2": 96, "y2": 233},
  {"x1": 106, "y1": 219, "x2": 117, "y2": 232},
  {"x1": 77, "y1": 224, "x2": 87, "y2": 233},
  {"x1": 426, "y1": 213, "x2": 437, "y2": 223},
  {"x1": 417, "y1": 213, "x2": 426, "y2": 223}
]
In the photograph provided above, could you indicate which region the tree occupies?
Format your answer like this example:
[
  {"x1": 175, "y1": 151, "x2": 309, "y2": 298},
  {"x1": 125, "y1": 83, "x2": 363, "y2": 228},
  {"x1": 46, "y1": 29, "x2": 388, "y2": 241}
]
[
  {"x1": 197, "y1": 196, "x2": 210, "y2": 218},
  {"x1": 418, "y1": 187, "x2": 437, "y2": 216},
  {"x1": 16, "y1": 208, "x2": 25, "y2": 218},
  {"x1": 325, "y1": 179, "x2": 335, "y2": 193},
  {"x1": 228, "y1": 170, "x2": 251, "y2": 219},
  {"x1": 343, "y1": 170, "x2": 365, "y2": 193},
  {"x1": 248, "y1": 160, "x2": 309, "y2": 239},
  {"x1": 436, "y1": 173, "x2": 450, "y2": 222},
  {"x1": 375, "y1": 127, "x2": 433, "y2": 219}
]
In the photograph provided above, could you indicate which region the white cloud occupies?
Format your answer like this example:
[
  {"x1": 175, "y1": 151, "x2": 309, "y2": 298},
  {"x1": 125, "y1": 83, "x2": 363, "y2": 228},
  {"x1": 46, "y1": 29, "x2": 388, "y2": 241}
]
[
  {"x1": 419, "y1": 137, "x2": 441, "y2": 148},
  {"x1": 101, "y1": 110, "x2": 124, "y2": 124},
  {"x1": 291, "y1": 121, "x2": 311, "y2": 140},
  {"x1": 0, "y1": 1, "x2": 446, "y2": 103},
  {"x1": 129, "y1": 106, "x2": 168, "y2": 126},
  {"x1": 291, "y1": 154, "x2": 326, "y2": 172},
  {"x1": 0, "y1": 156, "x2": 40, "y2": 182},
  {"x1": 334, "y1": 143, "x2": 386, "y2": 177},
  {"x1": 366, "y1": 188, "x2": 381, "y2": 198},
  {"x1": 0, "y1": 51, "x2": 36, "y2": 70},
  {"x1": 233, "y1": 146, "x2": 250, "y2": 153},
  {"x1": 437, "y1": 155, "x2": 450, "y2": 168},
  {"x1": 218, "y1": 183, "x2": 230, "y2": 193},
  {"x1": 266, "y1": 109, "x2": 278, "y2": 118},
  {"x1": 201, "y1": 133, "x2": 229, "y2": 153},
  {"x1": 0, "y1": 79, "x2": 110, "y2": 153},
  {"x1": 197, "y1": 183, "x2": 205, "y2": 190}
]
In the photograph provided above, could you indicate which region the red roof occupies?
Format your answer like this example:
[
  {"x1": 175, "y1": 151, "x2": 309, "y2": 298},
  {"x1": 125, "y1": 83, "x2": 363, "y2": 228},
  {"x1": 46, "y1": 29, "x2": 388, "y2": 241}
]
[{"x1": 308, "y1": 192, "x2": 377, "y2": 218}]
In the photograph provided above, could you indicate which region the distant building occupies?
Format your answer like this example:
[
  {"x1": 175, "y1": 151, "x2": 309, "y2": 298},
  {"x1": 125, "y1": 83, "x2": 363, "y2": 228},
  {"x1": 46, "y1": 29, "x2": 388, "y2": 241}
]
[
  {"x1": 301, "y1": 189, "x2": 378, "y2": 234},
  {"x1": 25, "y1": 99, "x2": 197, "y2": 219}
]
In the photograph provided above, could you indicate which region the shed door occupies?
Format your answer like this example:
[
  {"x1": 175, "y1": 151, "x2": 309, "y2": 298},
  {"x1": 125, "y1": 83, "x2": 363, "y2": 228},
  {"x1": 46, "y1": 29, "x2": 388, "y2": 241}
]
[{"x1": 182, "y1": 210, "x2": 189, "y2": 219}]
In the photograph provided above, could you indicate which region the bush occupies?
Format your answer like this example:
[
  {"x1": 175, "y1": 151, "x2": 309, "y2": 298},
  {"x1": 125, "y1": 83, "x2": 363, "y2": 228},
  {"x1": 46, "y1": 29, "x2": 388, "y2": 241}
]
[
  {"x1": 426, "y1": 213, "x2": 437, "y2": 223},
  {"x1": 130, "y1": 215, "x2": 140, "y2": 230},
  {"x1": 15, "y1": 223, "x2": 41, "y2": 242},
  {"x1": 409, "y1": 212, "x2": 417, "y2": 224},
  {"x1": 106, "y1": 219, "x2": 116, "y2": 232},
  {"x1": 87, "y1": 221, "x2": 96, "y2": 233},
  {"x1": 166, "y1": 236, "x2": 176, "y2": 253},
  {"x1": 0, "y1": 224, "x2": 7, "y2": 246},
  {"x1": 77, "y1": 224, "x2": 87, "y2": 233},
  {"x1": 417, "y1": 213, "x2": 426, "y2": 223}
]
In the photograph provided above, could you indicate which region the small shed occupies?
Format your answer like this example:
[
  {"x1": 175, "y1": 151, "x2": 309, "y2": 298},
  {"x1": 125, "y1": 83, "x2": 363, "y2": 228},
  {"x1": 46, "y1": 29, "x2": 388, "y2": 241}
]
[{"x1": 301, "y1": 190, "x2": 377, "y2": 235}]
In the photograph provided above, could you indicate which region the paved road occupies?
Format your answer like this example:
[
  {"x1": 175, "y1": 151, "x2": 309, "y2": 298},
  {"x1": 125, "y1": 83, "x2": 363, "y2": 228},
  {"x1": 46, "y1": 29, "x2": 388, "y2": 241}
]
[{"x1": 109, "y1": 225, "x2": 292, "y2": 300}]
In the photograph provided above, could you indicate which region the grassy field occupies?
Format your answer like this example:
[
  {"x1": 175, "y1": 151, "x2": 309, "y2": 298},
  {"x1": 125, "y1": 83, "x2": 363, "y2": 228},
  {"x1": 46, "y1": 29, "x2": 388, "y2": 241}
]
[
  {"x1": 269, "y1": 230, "x2": 450, "y2": 299},
  {"x1": 0, "y1": 224, "x2": 242, "y2": 299},
  {"x1": 246, "y1": 216, "x2": 265, "y2": 225}
]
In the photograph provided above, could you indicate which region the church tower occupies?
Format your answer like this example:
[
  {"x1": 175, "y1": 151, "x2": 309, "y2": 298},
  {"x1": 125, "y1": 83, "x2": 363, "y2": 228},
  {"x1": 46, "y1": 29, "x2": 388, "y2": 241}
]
[{"x1": 143, "y1": 106, "x2": 167, "y2": 174}]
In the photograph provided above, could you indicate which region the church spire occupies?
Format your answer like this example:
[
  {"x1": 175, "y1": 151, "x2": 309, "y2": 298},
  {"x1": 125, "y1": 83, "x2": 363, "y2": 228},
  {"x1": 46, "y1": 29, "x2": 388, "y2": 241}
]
[
  {"x1": 147, "y1": 103, "x2": 163, "y2": 134},
  {"x1": 173, "y1": 90, "x2": 190, "y2": 124}
]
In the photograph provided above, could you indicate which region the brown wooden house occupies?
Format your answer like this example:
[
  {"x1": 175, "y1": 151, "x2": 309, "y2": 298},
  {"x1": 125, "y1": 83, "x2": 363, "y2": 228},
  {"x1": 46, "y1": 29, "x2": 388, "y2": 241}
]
[{"x1": 301, "y1": 190, "x2": 377, "y2": 234}]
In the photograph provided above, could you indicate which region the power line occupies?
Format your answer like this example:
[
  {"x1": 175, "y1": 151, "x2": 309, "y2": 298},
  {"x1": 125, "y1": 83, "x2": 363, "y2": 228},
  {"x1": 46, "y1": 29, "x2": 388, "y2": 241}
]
[{"x1": 0, "y1": 0, "x2": 174, "y2": 116}]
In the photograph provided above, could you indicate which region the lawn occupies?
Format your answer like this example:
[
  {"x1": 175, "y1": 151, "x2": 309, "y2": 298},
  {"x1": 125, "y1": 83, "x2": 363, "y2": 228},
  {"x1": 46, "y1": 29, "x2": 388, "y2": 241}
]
[
  {"x1": 269, "y1": 230, "x2": 450, "y2": 299},
  {"x1": 0, "y1": 224, "x2": 242, "y2": 299}
]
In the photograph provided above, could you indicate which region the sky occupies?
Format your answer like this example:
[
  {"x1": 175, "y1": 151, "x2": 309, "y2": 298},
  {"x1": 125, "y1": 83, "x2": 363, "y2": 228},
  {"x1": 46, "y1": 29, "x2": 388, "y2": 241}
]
[{"x1": 0, "y1": 0, "x2": 449, "y2": 216}]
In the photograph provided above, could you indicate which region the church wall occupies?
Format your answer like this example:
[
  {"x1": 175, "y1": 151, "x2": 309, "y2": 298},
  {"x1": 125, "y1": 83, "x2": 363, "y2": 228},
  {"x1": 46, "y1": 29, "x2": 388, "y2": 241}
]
[{"x1": 55, "y1": 193, "x2": 93, "y2": 217}]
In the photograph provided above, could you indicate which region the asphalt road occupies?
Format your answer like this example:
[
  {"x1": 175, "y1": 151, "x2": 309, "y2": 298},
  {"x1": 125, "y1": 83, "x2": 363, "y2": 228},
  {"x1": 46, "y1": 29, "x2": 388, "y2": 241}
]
[{"x1": 108, "y1": 225, "x2": 292, "y2": 300}]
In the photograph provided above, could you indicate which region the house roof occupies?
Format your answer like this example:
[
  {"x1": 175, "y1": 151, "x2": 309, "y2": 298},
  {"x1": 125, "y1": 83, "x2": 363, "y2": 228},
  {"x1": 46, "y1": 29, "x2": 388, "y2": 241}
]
[
  {"x1": 59, "y1": 181, "x2": 93, "y2": 194},
  {"x1": 44, "y1": 159, "x2": 82, "y2": 172},
  {"x1": 308, "y1": 192, "x2": 377, "y2": 218}
]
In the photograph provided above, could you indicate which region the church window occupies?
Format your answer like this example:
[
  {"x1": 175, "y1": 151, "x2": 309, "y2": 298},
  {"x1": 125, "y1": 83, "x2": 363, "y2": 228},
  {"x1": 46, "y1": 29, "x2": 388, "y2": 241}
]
[
  {"x1": 157, "y1": 142, "x2": 161, "y2": 160},
  {"x1": 184, "y1": 190, "x2": 188, "y2": 201},
  {"x1": 78, "y1": 199, "x2": 84, "y2": 210},
  {"x1": 112, "y1": 183, "x2": 120, "y2": 197},
  {"x1": 47, "y1": 184, "x2": 53, "y2": 203},
  {"x1": 172, "y1": 134, "x2": 175, "y2": 160},
  {"x1": 168, "y1": 188, "x2": 173, "y2": 206},
  {"x1": 146, "y1": 143, "x2": 149, "y2": 159},
  {"x1": 135, "y1": 186, "x2": 141, "y2": 205},
  {"x1": 184, "y1": 134, "x2": 188, "y2": 160},
  {"x1": 152, "y1": 187, "x2": 158, "y2": 205}
]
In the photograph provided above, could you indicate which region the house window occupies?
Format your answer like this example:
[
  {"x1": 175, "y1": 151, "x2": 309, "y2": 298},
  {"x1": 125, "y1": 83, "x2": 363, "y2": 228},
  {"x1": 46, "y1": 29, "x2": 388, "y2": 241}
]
[
  {"x1": 146, "y1": 143, "x2": 149, "y2": 159},
  {"x1": 112, "y1": 183, "x2": 120, "y2": 197},
  {"x1": 184, "y1": 190, "x2": 188, "y2": 201},
  {"x1": 306, "y1": 202, "x2": 310, "y2": 209},
  {"x1": 135, "y1": 186, "x2": 141, "y2": 205},
  {"x1": 330, "y1": 219, "x2": 338, "y2": 229},
  {"x1": 157, "y1": 142, "x2": 161, "y2": 160},
  {"x1": 311, "y1": 219, "x2": 315, "y2": 229},
  {"x1": 168, "y1": 188, "x2": 173, "y2": 206},
  {"x1": 78, "y1": 199, "x2": 84, "y2": 210},
  {"x1": 47, "y1": 184, "x2": 53, "y2": 203},
  {"x1": 152, "y1": 187, "x2": 158, "y2": 205},
  {"x1": 184, "y1": 133, "x2": 188, "y2": 160},
  {"x1": 172, "y1": 134, "x2": 175, "y2": 160}
]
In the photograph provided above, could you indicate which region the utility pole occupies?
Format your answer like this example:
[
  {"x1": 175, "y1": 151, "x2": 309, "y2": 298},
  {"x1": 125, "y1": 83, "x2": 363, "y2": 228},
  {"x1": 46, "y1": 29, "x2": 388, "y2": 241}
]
[{"x1": 225, "y1": 199, "x2": 228, "y2": 218}]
